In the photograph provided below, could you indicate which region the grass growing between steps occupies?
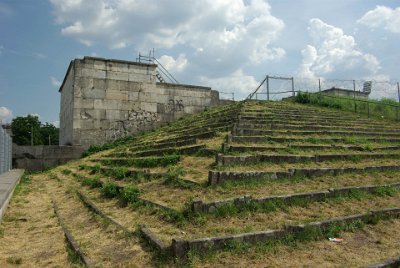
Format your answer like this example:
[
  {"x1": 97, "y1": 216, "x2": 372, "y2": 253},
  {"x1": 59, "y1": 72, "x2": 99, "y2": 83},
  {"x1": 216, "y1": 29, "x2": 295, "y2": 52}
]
[
  {"x1": 214, "y1": 158, "x2": 400, "y2": 172},
  {"x1": 137, "y1": 169, "x2": 400, "y2": 212},
  {"x1": 192, "y1": 219, "x2": 400, "y2": 267},
  {"x1": 196, "y1": 186, "x2": 399, "y2": 220},
  {"x1": 186, "y1": 219, "x2": 367, "y2": 263}
]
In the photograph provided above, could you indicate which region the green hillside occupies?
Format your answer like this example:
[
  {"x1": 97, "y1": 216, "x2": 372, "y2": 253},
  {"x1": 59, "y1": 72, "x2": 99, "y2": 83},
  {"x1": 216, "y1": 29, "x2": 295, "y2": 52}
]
[{"x1": 1, "y1": 100, "x2": 399, "y2": 267}]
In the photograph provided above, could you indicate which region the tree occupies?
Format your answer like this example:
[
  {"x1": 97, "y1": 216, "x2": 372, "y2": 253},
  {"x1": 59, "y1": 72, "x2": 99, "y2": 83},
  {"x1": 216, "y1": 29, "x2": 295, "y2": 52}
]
[
  {"x1": 11, "y1": 115, "x2": 59, "y2": 145},
  {"x1": 40, "y1": 123, "x2": 59, "y2": 145}
]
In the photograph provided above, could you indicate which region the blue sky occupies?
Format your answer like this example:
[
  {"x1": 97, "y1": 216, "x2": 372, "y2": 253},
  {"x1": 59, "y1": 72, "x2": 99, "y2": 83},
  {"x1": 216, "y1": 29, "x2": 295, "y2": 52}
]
[{"x1": 0, "y1": 0, "x2": 399, "y2": 125}]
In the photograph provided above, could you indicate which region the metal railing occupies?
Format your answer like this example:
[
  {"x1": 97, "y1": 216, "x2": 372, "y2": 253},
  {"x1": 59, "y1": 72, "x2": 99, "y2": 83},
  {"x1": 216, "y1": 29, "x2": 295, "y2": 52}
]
[
  {"x1": 136, "y1": 50, "x2": 179, "y2": 84},
  {"x1": 0, "y1": 126, "x2": 12, "y2": 174},
  {"x1": 219, "y1": 92, "x2": 235, "y2": 101}
]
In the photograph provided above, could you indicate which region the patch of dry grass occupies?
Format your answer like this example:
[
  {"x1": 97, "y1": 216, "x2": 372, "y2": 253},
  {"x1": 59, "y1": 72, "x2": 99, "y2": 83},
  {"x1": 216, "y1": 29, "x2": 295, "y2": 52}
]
[
  {"x1": 50, "y1": 171, "x2": 153, "y2": 267},
  {"x1": 178, "y1": 193, "x2": 400, "y2": 240},
  {"x1": 0, "y1": 174, "x2": 70, "y2": 267}
]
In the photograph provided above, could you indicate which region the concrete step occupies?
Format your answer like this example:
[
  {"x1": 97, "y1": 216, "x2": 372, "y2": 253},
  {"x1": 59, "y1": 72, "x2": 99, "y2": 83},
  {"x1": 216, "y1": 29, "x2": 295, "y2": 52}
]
[
  {"x1": 238, "y1": 118, "x2": 392, "y2": 128},
  {"x1": 236, "y1": 123, "x2": 400, "y2": 133},
  {"x1": 217, "y1": 152, "x2": 400, "y2": 166},
  {"x1": 208, "y1": 164, "x2": 400, "y2": 185},
  {"x1": 233, "y1": 128, "x2": 400, "y2": 138},
  {"x1": 239, "y1": 114, "x2": 381, "y2": 123},
  {"x1": 124, "y1": 138, "x2": 196, "y2": 152},
  {"x1": 226, "y1": 144, "x2": 400, "y2": 153},
  {"x1": 108, "y1": 144, "x2": 207, "y2": 157},
  {"x1": 50, "y1": 179, "x2": 143, "y2": 267},
  {"x1": 230, "y1": 135, "x2": 400, "y2": 144}
]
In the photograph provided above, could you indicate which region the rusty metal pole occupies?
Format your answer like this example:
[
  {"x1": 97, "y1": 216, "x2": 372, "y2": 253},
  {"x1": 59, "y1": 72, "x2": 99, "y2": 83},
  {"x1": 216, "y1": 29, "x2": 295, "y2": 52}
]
[
  {"x1": 319, "y1": 78, "x2": 322, "y2": 103},
  {"x1": 397, "y1": 82, "x2": 400, "y2": 121},
  {"x1": 353, "y1": 80, "x2": 357, "y2": 112},
  {"x1": 266, "y1": 75, "x2": 270, "y2": 101},
  {"x1": 291, "y1": 77, "x2": 295, "y2": 97}
]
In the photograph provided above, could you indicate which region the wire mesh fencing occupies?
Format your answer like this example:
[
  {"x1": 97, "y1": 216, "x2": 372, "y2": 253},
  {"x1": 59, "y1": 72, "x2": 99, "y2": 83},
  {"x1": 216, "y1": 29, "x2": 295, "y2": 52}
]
[
  {"x1": 0, "y1": 126, "x2": 12, "y2": 174},
  {"x1": 247, "y1": 75, "x2": 400, "y2": 121}
]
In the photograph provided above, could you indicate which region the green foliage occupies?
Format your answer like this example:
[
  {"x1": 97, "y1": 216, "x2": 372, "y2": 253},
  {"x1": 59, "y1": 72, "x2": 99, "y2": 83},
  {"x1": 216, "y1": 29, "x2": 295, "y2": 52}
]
[
  {"x1": 294, "y1": 91, "x2": 400, "y2": 121},
  {"x1": 348, "y1": 189, "x2": 369, "y2": 200},
  {"x1": 81, "y1": 135, "x2": 140, "y2": 158},
  {"x1": 6, "y1": 256, "x2": 23, "y2": 265},
  {"x1": 88, "y1": 164, "x2": 101, "y2": 174},
  {"x1": 295, "y1": 226, "x2": 323, "y2": 242},
  {"x1": 119, "y1": 185, "x2": 140, "y2": 205},
  {"x1": 102, "y1": 155, "x2": 181, "y2": 168},
  {"x1": 11, "y1": 115, "x2": 42, "y2": 145},
  {"x1": 163, "y1": 166, "x2": 185, "y2": 183},
  {"x1": 160, "y1": 209, "x2": 186, "y2": 226},
  {"x1": 100, "y1": 181, "x2": 119, "y2": 198},
  {"x1": 61, "y1": 169, "x2": 72, "y2": 175},
  {"x1": 81, "y1": 143, "x2": 114, "y2": 158},
  {"x1": 82, "y1": 176, "x2": 102, "y2": 189},
  {"x1": 225, "y1": 240, "x2": 251, "y2": 251},
  {"x1": 39, "y1": 123, "x2": 59, "y2": 145},
  {"x1": 110, "y1": 167, "x2": 129, "y2": 180},
  {"x1": 11, "y1": 115, "x2": 59, "y2": 145},
  {"x1": 374, "y1": 186, "x2": 398, "y2": 197},
  {"x1": 134, "y1": 155, "x2": 181, "y2": 168}
]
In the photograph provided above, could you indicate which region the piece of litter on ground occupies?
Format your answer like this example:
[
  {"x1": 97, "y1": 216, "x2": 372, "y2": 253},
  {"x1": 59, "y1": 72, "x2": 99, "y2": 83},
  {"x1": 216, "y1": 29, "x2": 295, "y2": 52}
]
[{"x1": 329, "y1": 238, "x2": 343, "y2": 243}]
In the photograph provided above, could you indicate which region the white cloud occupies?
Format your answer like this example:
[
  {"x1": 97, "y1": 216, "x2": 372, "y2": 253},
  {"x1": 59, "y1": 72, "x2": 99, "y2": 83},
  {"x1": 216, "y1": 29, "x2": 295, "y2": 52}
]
[
  {"x1": 0, "y1": 107, "x2": 13, "y2": 123},
  {"x1": 50, "y1": 0, "x2": 285, "y2": 74},
  {"x1": 358, "y1": 6, "x2": 400, "y2": 34},
  {"x1": 297, "y1": 18, "x2": 382, "y2": 80},
  {"x1": 50, "y1": 76, "x2": 62, "y2": 87},
  {"x1": 157, "y1": 54, "x2": 188, "y2": 74},
  {"x1": 199, "y1": 69, "x2": 259, "y2": 99},
  {"x1": 52, "y1": 120, "x2": 60, "y2": 128}
]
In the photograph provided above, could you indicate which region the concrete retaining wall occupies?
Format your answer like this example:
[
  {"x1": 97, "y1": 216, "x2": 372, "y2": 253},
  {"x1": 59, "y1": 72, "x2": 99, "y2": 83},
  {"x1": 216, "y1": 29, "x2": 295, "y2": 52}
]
[
  {"x1": 0, "y1": 127, "x2": 12, "y2": 175},
  {"x1": 13, "y1": 145, "x2": 85, "y2": 171}
]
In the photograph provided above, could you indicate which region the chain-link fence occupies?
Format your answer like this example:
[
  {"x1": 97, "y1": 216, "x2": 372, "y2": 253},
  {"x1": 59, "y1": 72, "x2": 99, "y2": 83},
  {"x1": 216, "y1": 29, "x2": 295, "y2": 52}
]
[
  {"x1": 0, "y1": 126, "x2": 12, "y2": 174},
  {"x1": 248, "y1": 75, "x2": 400, "y2": 121}
]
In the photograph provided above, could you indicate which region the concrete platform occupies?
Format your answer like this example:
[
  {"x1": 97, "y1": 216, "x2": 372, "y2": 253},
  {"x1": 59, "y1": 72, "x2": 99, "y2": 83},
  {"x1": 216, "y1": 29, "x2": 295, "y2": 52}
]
[{"x1": 0, "y1": 169, "x2": 24, "y2": 222}]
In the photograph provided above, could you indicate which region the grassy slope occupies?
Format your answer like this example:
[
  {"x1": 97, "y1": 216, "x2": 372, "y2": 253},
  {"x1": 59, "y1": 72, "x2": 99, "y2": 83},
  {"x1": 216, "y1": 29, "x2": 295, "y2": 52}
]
[{"x1": 0, "y1": 100, "x2": 399, "y2": 267}]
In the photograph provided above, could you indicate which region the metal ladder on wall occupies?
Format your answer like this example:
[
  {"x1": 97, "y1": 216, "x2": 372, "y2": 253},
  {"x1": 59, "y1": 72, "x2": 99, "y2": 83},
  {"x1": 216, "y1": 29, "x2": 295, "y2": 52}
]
[{"x1": 136, "y1": 49, "x2": 179, "y2": 84}]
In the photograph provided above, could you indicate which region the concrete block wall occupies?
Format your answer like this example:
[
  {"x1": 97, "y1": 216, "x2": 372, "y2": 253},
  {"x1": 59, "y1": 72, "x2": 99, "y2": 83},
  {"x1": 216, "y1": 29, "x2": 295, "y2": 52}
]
[
  {"x1": 59, "y1": 56, "x2": 221, "y2": 147},
  {"x1": 13, "y1": 145, "x2": 85, "y2": 171},
  {"x1": 0, "y1": 127, "x2": 12, "y2": 174}
]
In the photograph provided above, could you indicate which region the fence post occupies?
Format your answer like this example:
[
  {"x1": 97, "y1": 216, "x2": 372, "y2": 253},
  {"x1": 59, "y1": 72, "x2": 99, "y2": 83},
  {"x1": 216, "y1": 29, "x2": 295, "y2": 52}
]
[
  {"x1": 291, "y1": 77, "x2": 295, "y2": 97},
  {"x1": 318, "y1": 78, "x2": 322, "y2": 103},
  {"x1": 353, "y1": 80, "x2": 356, "y2": 113},
  {"x1": 266, "y1": 75, "x2": 270, "y2": 101},
  {"x1": 397, "y1": 82, "x2": 400, "y2": 121}
]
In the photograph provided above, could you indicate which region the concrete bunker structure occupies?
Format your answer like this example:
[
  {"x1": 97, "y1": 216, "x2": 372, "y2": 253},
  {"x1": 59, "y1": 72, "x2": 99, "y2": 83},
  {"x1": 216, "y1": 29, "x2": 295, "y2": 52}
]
[{"x1": 59, "y1": 56, "x2": 221, "y2": 147}]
